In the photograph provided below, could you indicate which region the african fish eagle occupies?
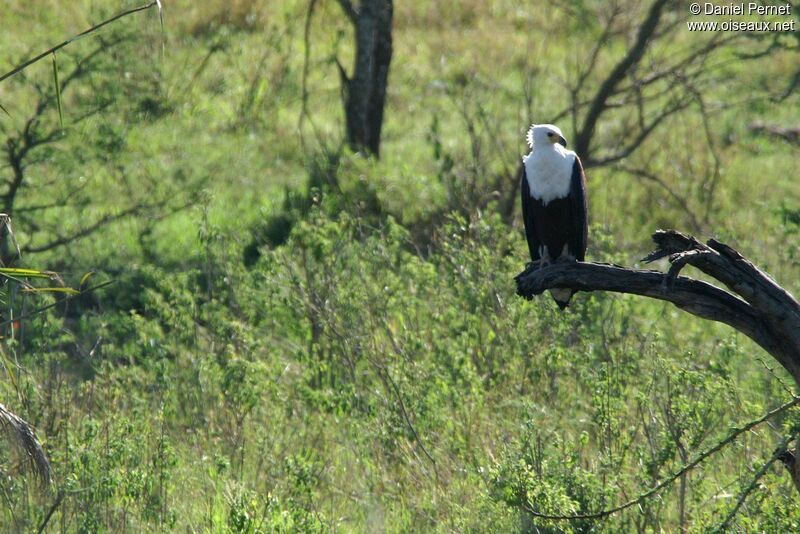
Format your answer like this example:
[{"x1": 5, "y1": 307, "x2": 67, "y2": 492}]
[{"x1": 520, "y1": 124, "x2": 588, "y2": 309}]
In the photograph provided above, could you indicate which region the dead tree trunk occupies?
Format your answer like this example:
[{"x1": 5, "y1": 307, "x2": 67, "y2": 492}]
[
  {"x1": 336, "y1": 0, "x2": 393, "y2": 157},
  {"x1": 515, "y1": 230, "x2": 800, "y2": 385}
]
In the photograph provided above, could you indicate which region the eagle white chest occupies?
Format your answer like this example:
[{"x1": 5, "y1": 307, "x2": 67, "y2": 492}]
[{"x1": 523, "y1": 146, "x2": 576, "y2": 205}]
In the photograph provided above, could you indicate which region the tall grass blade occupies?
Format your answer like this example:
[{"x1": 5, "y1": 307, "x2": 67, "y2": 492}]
[
  {"x1": 0, "y1": 268, "x2": 53, "y2": 279},
  {"x1": 22, "y1": 287, "x2": 80, "y2": 295},
  {"x1": 51, "y1": 52, "x2": 63, "y2": 128}
]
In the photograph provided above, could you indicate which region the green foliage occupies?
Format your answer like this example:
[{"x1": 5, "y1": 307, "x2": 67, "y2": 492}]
[
  {"x1": 0, "y1": 0, "x2": 798, "y2": 532},
  {"x1": 778, "y1": 202, "x2": 800, "y2": 265},
  {"x1": 2, "y1": 191, "x2": 800, "y2": 531}
]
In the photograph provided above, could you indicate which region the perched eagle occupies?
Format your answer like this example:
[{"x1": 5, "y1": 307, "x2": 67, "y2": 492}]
[{"x1": 520, "y1": 124, "x2": 588, "y2": 309}]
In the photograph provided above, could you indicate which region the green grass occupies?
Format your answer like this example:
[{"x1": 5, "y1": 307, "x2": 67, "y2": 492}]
[{"x1": 0, "y1": 0, "x2": 798, "y2": 531}]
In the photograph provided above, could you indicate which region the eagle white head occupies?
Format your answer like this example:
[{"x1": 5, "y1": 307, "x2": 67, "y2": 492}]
[{"x1": 526, "y1": 124, "x2": 568, "y2": 149}]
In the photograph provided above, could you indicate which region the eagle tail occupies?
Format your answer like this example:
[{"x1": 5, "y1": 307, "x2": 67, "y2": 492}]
[{"x1": 548, "y1": 288, "x2": 574, "y2": 310}]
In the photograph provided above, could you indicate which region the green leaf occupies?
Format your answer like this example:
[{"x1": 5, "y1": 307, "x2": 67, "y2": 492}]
[
  {"x1": 79, "y1": 270, "x2": 95, "y2": 288},
  {"x1": 21, "y1": 286, "x2": 80, "y2": 295},
  {"x1": 51, "y1": 52, "x2": 63, "y2": 128},
  {"x1": 0, "y1": 267, "x2": 53, "y2": 279}
]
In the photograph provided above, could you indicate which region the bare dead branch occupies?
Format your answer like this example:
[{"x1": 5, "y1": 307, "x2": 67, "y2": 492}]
[
  {"x1": 749, "y1": 122, "x2": 800, "y2": 145},
  {"x1": 649, "y1": 230, "x2": 800, "y2": 321},
  {"x1": 516, "y1": 229, "x2": 800, "y2": 386},
  {"x1": 516, "y1": 261, "x2": 764, "y2": 347}
]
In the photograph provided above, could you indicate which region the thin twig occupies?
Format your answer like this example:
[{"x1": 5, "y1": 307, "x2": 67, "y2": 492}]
[
  {"x1": 373, "y1": 361, "x2": 439, "y2": 481},
  {"x1": 755, "y1": 353, "x2": 797, "y2": 398},
  {"x1": 36, "y1": 490, "x2": 65, "y2": 534},
  {"x1": 0, "y1": 2, "x2": 159, "y2": 85},
  {"x1": 712, "y1": 434, "x2": 794, "y2": 533},
  {"x1": 21, "y1": 199, "x2": 179, "y2": 254},
  {"x1": 615, "y1": 164, "x2": 704, "y2": 233},
  {"x1": 298, "y1": 0, "x2": 322, "y2": 150},
  {"x1": 521, "y1": 396, "x2": 800, "y2": 521}
]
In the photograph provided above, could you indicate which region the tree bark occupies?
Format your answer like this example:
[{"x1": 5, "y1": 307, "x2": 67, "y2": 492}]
[
  {"x1": 515, "y1": 229, "x2": 800, "y2": 386},
  {"x1": 337, "y1": 0, "x2": 393, "y2": 157}
]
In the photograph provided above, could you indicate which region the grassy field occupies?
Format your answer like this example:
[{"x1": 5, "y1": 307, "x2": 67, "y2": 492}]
[{"x1": 0, "y1": 0, "x2": 798, "y2": 532}]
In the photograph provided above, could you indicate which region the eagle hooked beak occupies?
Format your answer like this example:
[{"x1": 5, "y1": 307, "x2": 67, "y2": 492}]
[{"x1": 558, "y1": 136, "x2": 567, "y2": 147}]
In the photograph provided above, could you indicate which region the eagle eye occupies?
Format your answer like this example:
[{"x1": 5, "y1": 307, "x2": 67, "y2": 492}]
[{"x1": 547, "y1": 132, "x2": 554, "y2": 137}]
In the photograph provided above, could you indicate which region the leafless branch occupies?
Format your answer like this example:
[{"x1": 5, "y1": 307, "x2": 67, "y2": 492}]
[
  {"x1": 586, "y1": 98, "x2": 690, "y2": 166},
  {"x1": 713, "y1": 433, "x2": 794, "y2": 532},
  {"x1": 371, "y1": 361, "x2": 439, "y2": 481},
  {"x1": 561, "y1": 1, "x2": 777, "y2": 174},
  {"x1": 614, "y1": 165, "x2": 704, "y2": 233},
  {"x1": 36, "y1": 490, "x2": 65, "y2": 534},
  {"x1": 20, "y1": 197, "x2": 190, "y2": 255},
  {"x1": 516, "y1": 229, "x2": 800, "y2": 385},
  {"x1": 2, "y1": 37, "x2": 129, "y2": 222},
  {"x1": 749, "y1": 122, "x2": 800, "y2": 145},
  {"x1": 574, "y1": 0, "x2": 670, "y2": 159},
  {"x1": 774, "y1": 68, "x2": 800, "y2": 102}
]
